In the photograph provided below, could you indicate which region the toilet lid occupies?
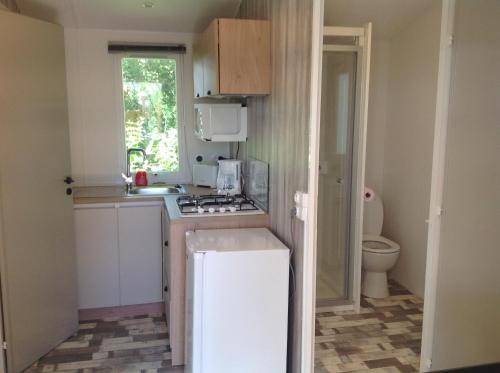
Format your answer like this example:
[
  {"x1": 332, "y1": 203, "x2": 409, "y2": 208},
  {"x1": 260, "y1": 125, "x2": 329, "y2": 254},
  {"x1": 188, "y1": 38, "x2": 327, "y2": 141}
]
[{"x1": 362, "y1": 235, "x2": 400, "y2": 254}]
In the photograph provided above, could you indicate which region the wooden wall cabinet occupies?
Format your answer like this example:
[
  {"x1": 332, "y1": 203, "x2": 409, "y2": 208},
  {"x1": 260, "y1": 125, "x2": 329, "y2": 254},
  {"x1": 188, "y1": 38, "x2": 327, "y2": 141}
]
[{"x1": 193, "y1": 18, "x2": 271, "y2": 97}]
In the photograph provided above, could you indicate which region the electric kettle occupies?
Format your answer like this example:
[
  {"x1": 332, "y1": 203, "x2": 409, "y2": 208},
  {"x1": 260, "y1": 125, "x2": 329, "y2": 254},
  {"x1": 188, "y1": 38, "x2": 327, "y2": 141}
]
[{"x1": 216, "y1": 160, "x2": 242, "y2": 195}]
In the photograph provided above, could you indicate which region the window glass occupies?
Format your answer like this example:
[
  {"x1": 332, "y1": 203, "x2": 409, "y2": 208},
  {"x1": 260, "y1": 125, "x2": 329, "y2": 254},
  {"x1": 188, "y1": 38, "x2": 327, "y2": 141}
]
[{"x1": 121, "y1": 57, "x2": 179, "y2": 173}]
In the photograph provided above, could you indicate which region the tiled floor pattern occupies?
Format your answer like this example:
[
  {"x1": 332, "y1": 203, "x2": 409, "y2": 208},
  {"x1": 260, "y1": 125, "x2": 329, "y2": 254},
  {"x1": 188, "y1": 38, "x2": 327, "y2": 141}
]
[
  {"x1": 315, "y1": 281, "x2": 423, "y2": 373},
  {"x1": 25, "y1": 313, "x2": 183, "y2": 373},
  {"x1": 25, "y1": 281, "x2": 421, "y2": 373}
]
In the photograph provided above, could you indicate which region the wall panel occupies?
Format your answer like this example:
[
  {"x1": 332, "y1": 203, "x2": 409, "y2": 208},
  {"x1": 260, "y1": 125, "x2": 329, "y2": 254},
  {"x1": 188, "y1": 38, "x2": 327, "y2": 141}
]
[
  {"x1": 237, "y1": 0, "x2": 312, "y2": 371},
  {"x1": 64, "y1": 28, "x2": 230, "y2": 186},
  {"x1": 383, "y1": 3, "x2": 441, "y2": 297}
]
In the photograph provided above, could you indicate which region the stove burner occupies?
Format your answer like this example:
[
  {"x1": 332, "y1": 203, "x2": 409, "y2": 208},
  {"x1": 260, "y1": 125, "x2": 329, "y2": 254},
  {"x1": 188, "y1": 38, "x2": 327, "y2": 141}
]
[{"x1": 176, "y1": 194, "x2": 260, "y2": 215}]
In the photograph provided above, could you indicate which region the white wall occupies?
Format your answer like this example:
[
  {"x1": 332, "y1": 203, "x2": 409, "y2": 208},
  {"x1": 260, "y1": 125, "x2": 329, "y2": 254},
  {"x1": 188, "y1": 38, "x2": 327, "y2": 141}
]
[
  {"x1": 364, "y1": 41, "x2": 389, "y2": 196},
  {"x1": 381, "y1": 3, "x2": 442, "y2": 297},
  {"x1": 429, "y1": 0, "x2": 500, "y2": 369},
  {"x1": 64, "y1": 28, "x2": 229, "y2": 186}
]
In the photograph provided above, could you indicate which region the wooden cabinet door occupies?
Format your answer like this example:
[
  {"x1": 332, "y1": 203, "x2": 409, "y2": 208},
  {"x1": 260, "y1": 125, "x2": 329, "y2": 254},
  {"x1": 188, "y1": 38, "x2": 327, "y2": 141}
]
[
  {"x1": 202, "y1": 19, "x2": 220, "y2": 96},
  {"x1": 118, "y1": 203, "x2": 163, "y2": 305},
  {"x1": 74, "y1": 205, "x2": 120, "y2": 309},
  {"x1": 193, "y1": 39, "x2": 204, "y2": 98},
  {"x1": 218, "y1": 19, "x2": 271, "y2": 95}
]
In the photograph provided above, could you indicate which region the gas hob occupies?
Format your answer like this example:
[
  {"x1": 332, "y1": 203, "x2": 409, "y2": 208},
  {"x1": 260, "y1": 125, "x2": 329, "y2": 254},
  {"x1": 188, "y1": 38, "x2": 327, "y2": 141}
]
[{"x1": 176, "y1": 194, "x2": 264, "y2": 217}]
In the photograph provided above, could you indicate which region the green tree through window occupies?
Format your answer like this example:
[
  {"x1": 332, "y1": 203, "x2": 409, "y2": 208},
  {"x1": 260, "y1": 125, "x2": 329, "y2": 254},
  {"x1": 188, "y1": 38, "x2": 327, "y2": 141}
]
[{"x1": 121, "y1": 57, "x2": 179, "y2": 173}]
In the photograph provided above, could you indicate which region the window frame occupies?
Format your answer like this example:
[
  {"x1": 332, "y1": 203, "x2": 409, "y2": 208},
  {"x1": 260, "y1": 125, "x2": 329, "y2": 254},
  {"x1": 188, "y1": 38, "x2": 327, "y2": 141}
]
[{"x1": 115, "y1": 52, "x2": 190, "y2": 183}]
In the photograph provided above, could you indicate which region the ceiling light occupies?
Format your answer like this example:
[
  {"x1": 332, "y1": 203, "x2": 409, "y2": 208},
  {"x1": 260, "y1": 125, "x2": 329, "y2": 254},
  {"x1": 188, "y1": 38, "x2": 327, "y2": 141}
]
[{"x1": 142, "y1": 1, "x2": 154, "y2": 8}]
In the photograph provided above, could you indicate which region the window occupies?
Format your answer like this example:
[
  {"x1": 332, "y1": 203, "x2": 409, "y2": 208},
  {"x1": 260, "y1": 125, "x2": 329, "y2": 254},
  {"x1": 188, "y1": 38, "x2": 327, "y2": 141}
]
[{"x1": 120, "y1": 56, "x2": 182, "y2": 174}]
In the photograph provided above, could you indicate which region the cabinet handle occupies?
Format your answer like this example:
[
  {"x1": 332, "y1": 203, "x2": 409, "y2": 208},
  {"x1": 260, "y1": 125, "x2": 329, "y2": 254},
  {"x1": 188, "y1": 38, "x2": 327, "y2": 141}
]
[
  {"x1": 164, "y1": 286, "x2": 168, "y2": 292},
  {"x1": 164, "y1": 240, "x2": 168, "y2": 247},
  {"x1": 207, "y1": 90, "x2": 211, "y2": 95},
  {"x1": 196, "y1": 93, "x2": 200, "y2": 98}
]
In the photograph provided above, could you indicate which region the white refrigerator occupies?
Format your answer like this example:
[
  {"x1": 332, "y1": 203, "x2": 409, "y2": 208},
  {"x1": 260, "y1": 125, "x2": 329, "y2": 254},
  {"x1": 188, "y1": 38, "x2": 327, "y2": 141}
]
[{"x1": 185, "y1": 228, "x2": 290, "y2": 373}]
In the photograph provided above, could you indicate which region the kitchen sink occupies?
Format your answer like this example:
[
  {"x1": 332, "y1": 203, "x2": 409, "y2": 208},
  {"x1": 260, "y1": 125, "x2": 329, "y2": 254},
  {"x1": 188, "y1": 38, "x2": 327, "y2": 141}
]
[{"x1": 128, "y1": 185, "x2": 187, "y2": 196}]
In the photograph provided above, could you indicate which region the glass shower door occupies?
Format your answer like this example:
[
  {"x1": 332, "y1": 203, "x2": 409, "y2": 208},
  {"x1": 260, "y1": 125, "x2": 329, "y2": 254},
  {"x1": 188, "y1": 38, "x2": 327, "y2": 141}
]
[{"x1": 316, "y1": 51, "x2": 357, "y2": 303}]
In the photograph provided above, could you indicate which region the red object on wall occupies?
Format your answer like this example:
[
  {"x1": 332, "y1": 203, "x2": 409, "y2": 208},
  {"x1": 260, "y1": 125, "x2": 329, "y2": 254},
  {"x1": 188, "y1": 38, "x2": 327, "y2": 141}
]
[{"x1": 135, "y1": 171, "x2": 148, "y2": 186}]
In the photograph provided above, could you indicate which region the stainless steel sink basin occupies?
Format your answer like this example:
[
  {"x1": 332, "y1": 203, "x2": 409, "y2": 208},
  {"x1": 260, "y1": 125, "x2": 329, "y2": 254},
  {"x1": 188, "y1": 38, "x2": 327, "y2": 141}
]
[{"x1": 128, "y1": 185, "x2": 186, "y2": 196}]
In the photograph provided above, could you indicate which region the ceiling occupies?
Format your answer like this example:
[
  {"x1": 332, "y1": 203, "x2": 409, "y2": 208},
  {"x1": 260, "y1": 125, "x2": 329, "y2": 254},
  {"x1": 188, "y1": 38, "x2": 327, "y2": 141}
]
[
  {"x1": 324, "y1": 0, "x2": 436, "y2": 40},
  {"x1": 16, "y1": 0, "x2": 242, "y2": 33}
]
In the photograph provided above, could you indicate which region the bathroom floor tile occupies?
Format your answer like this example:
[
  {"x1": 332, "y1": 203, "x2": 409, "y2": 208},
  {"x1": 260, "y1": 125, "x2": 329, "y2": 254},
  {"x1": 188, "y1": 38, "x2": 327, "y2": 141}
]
[{"x1": 315, "y1": 280, "x2": 423, "y2": 372}]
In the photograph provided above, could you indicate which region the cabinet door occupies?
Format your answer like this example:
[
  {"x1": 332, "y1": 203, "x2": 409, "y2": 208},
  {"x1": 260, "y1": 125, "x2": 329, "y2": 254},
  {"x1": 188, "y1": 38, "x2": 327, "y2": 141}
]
[
  {"x1": 118, "y1": 204, "x2": 163, "y2": 305},
  {"x1": 161, "y1": 207, "x2": 170, "y2": 302},
  {"x1": 161, "y1": 207, "x2": 171, "y2": 328},
  {"x1": 74, "y1": 206, "x2": 120, "y2": 309},
  {"x1": 218, "y1": 19, "x2": 271, "y2": 95},
  {"x1": 193, "y1": 40, "x2": 204, "y2": 98},
  {"x1": 202, "y1": 19, "x2": 220, "y2": 96}
]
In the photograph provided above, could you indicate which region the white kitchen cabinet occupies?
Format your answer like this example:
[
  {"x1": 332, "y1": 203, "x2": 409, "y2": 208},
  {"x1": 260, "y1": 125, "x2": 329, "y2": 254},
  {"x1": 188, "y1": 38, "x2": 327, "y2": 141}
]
[
  {"x1": 161, "y1": 205, "x2": 171, "y2": 332},
  {"x1": 74, "y1": 204, "x2": 120, "y2": 309},
  {"x1": 74, "y1": 201, "x2": 163, "y2": 309},
  {"x1": 118, "y1": 203, "x2": 163, "y2": 305}
]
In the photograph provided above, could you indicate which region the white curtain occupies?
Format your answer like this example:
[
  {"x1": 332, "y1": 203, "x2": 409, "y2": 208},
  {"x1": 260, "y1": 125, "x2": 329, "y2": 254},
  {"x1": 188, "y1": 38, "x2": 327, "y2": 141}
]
[{"x1": 0, "y1": 0, "x2": 19, "y2": 12}]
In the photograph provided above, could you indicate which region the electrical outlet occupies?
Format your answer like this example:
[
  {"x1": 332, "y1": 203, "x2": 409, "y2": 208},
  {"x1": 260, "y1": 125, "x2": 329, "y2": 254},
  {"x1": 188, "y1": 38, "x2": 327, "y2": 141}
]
[{"x1": 294, "y1": 191, "x2": 308, "y2": 221}]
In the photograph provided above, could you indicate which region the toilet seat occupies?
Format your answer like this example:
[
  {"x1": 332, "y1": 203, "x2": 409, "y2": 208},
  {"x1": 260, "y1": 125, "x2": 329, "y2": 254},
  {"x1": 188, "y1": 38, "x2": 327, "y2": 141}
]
[{"x1": 362, "y1": 234, "x2": 400, "y2": 254}]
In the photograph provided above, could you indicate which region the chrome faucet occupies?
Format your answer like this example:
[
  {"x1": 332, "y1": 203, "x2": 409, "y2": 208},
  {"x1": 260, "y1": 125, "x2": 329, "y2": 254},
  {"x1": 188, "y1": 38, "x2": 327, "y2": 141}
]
[{"x1": 122, "y1": 148, "x2": 147, "y2": 194}]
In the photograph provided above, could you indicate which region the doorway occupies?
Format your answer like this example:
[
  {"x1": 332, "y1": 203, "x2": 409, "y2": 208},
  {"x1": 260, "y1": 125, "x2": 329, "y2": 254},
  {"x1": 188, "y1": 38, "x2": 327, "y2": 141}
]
[
  {"x1": 315, "y1": 27, "x2": 371, "y2": 307},
  {"x1": 304, "y1": 1, "x2": 448, "y2": 372}
]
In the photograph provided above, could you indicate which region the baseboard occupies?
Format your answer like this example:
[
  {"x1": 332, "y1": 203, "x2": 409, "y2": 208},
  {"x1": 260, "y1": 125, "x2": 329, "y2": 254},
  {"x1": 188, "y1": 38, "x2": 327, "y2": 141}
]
[
  {"x1": 316, "y1": 301, "x2": 355, "y2": 314},
  {"x1": 78, "y1": 302, "x2": 164, "y2": 321}
]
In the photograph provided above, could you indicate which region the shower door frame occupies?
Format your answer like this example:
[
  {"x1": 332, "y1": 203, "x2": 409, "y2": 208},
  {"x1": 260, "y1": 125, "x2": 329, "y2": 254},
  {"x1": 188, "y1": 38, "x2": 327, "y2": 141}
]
[
  {"x1": 314, "y1": 24, "x2": 372, "y2": 310},
  {"x1": 319, "y1": 40, "x2": 361, "y2": 305},
  {"x1": 301, "y1": 1, "x2": 372, "y2": 368}
]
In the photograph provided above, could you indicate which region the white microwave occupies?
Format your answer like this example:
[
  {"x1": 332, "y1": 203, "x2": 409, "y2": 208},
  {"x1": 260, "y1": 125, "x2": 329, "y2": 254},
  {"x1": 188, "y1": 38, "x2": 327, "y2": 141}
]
[{"x1": 194, "y1": 103, "x2": 247, "y2": 142}]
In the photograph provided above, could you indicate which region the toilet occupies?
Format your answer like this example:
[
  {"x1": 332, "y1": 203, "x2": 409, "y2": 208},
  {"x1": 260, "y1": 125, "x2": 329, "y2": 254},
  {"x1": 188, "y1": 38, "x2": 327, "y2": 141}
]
[{"x1": 362, "y1": 190, "x2": 400, "y2": 298}]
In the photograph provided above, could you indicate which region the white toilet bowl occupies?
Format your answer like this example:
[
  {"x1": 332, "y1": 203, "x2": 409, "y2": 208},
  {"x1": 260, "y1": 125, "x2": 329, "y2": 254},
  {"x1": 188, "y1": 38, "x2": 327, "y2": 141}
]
[
  {"x1": 361, "y1": 190, "x2": 401, "y2": 298},
  {"x1": 361, "y1": 234, "x2": 400, "y2": 298}
]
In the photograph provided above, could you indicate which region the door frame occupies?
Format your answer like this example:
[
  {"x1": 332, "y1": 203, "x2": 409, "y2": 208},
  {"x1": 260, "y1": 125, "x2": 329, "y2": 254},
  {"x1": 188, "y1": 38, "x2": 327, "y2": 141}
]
[
  {"x1": 301, "y1": 0, "x2": 372, "y2": 369},
  {"x1": 0, "y1": 202, "x2": 6, "y2": 373},
  {"x1": 420, "y1": 1, "x2": 456, "y2": 371},
  {"x1": 320, "y1": 28, "x2": 368, "y2": 307},
  {"x1": 300, "y1": 1, "x2": 323, "y2": 370}
]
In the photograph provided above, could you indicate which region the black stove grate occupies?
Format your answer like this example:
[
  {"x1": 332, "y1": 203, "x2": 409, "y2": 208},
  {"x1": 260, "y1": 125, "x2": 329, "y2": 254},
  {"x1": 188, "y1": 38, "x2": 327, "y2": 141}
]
[{"x1": 177, "y1": 194, "x2": 259, "y2": 214}]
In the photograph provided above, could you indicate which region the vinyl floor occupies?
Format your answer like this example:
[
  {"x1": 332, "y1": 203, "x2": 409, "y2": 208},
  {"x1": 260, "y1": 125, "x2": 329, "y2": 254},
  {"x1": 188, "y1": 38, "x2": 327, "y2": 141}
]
[
  {"x1": 315, "y1": 280, "x2": 423, "y2": 373},
  {"x1": 25, "y1": 313, "x2": 181, "y2": 373},
  {"x1": 25, "y1": 280, "x2": 422, "y2": 373}
]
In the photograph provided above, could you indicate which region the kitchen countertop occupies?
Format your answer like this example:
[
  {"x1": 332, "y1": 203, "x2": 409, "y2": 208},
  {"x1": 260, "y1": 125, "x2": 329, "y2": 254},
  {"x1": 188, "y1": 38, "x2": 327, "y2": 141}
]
[
  {"x1": 73, "y1": 185, "x2": 269, "y2": 225},
  {"x1": 73, "y1": 184, "x2": 218, "y2": 205}
]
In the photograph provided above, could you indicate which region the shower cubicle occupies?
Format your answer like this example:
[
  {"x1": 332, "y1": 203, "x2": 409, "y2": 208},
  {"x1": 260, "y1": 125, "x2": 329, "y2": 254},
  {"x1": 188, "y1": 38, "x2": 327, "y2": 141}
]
[{"x1": 316, "y1": 25, "x2": 371, "y2": 308}]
